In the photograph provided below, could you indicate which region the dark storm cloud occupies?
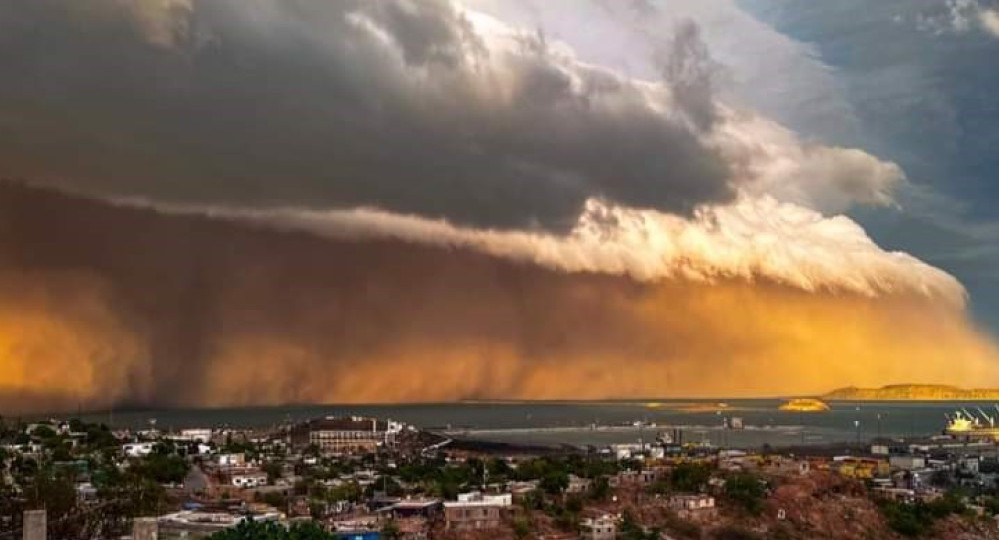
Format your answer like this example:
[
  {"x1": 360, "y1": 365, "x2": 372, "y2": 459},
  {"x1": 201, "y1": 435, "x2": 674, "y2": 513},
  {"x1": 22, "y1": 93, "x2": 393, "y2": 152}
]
[
  {"x1": 0, "y1": 0, "x2": 731, "y2": 230},
  {"x1": 0, "y1": 182, "x2": 995, "y2": 412},
  {"x1": 659, "y1": 20, "x2": 720, "y2": 131}
]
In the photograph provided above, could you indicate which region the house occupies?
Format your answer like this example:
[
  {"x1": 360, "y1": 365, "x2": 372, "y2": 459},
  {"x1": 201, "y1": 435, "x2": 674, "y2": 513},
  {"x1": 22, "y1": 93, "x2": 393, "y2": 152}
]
[
  {"x1": 123, "y1": 442, "x2": 155, "y2": 457},
  {"x1": 457, "y1": 491, "x2": 512, "y2": 506},
  {"x1": 508, "y1": 481, "x2": 540, "y2": 502},
  {"x1": 767, "y1": 457, "x2": 810, "y2": 476},
  {"x1": 443, "y1": 501, "x2": 503, "y2": 531},
  {"x1": 178, "y1": 428, "x2": 213, "y2": 443},
  {"x1": 231, "y1": 470, "x2": 268, "y2": 488},
  {"x1": 959, "y1": 456, "x2": 980, "y2": 474},
  {"x1": 890, "y1": 455, "x2": 927, "y2": 471},
  {"x1": 384, "y1": 499, "x2": 443, "y2": 520},
  {"x1": 873, "y1": 487, "x2": 916, "y2": 503},
  {"x1": 833, "y1": 456, "x2": 888, "y2": 479},
  {"x1": 667, "y1": 494, "x2": 716, "y2": 520},
  {"x1": 566, "y1": 474, "x2": 592, "y2": 494},
  {"x1": 218, "y1": 453, "x2": 247, "y2": 467},
  {"x1": 580, "y1": 514, "x2": 618, "y2": 540},
  {"x1": 609, "y1": 469, "x2": 659, "y2": 488}
]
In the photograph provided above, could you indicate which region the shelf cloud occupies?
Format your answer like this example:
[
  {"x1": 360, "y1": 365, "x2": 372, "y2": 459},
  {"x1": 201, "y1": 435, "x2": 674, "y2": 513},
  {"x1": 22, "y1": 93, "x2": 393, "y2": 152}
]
[{"x1": 0, "y1": 184, "x2": 996, "y2": 412}]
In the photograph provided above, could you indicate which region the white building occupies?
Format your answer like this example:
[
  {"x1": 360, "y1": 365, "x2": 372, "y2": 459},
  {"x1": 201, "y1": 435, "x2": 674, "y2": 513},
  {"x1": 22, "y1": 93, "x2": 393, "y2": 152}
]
[
  {"x1": 178, "y1": 428, "x2": 213, "y2": 443},
  {"x1": 457, "y1": 491, "x2": 512, "y2": 506},
  {"x1": 232, "y1": 472, "x2": 269, "y2": 488},
  {"x1": 218, "y1": 453, "x2": 247, "y2": 467},
  {"x1": 123, "y1": 442, "x2": 155, "y2": 457}
]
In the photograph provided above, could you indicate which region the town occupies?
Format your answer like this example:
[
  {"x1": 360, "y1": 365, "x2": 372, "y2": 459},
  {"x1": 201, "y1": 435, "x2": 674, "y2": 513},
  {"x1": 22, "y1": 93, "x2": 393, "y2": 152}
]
[{"x1": 4, "y1": 414, "x2": 999, "y2": 540}]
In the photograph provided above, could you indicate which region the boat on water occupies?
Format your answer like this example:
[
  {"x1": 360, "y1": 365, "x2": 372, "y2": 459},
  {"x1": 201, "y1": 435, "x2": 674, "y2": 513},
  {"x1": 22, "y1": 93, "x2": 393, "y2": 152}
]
[{"x1": 945, "y1": 407, "x2": 999, "y2": 439}]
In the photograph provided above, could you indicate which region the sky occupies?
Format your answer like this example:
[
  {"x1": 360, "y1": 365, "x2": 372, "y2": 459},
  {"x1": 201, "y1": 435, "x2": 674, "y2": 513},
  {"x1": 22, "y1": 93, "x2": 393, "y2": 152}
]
[{"x1": 0, "y1": 0, "x2": 997, "y2": 411}]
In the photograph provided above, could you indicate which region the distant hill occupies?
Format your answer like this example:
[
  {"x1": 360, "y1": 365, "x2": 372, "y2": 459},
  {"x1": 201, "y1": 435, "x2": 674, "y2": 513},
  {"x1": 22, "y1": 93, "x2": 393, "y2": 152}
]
[{"x1": 824, "y1": 384, "x2": 999, "y2": 401}]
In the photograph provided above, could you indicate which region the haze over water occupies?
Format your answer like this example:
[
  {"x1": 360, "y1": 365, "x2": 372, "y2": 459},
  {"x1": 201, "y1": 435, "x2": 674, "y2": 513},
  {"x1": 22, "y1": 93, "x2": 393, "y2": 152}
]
[{"x1": 61, "y1": 400, "x2": 983, "y2": 449}]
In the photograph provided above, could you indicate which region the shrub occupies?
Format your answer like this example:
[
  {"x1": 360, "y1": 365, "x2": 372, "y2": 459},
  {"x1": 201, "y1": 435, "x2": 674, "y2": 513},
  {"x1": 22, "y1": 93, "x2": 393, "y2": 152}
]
[
  {"x1": 670, "y1": 463, "x2": 712, "y2": 493},
  {"x1": 712, "y1": 525, "x2": 762, "y2": 540},
  {"x1": 209, "y1": 520, "x2": 335, "y2": 540},
  {"x1": 513, "y1": 517, "x2": 531, "y2": 539},
  {"x1": 724, "y1": 473, "x2": 765, "y2": 515}
]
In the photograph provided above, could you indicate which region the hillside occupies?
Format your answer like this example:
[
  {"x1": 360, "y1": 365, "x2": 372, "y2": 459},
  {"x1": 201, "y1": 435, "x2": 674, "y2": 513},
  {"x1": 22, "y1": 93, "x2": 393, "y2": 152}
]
[{"x1": 824, "y1": 384, "x2": 999, "y2": 401}]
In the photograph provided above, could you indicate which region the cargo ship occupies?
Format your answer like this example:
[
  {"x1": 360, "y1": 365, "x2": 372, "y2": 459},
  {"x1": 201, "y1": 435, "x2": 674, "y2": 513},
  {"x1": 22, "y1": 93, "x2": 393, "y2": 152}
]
[{"x1": 944, "y1": 407, "x2": 999, "y2": 439}]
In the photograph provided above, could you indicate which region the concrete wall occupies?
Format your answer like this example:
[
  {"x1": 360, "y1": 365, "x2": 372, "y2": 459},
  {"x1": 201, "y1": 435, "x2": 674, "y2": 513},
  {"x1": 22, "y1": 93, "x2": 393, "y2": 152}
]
[
  {"x1": 134, "y1": 517, "x2": 159, "y2": 540},
  {"x1": 23, "y1": 510, "x2": 45, "y2": 540}
]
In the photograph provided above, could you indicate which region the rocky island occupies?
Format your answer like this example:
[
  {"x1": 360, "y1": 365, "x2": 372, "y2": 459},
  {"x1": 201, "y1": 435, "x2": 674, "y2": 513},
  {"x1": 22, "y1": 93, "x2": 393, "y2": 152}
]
[
  {"x1": 824, "y1": 384, "x2": 999, "y2": 401},
  {"x1": 778, "y1": 397, "x2": 830, "y2": 412}
]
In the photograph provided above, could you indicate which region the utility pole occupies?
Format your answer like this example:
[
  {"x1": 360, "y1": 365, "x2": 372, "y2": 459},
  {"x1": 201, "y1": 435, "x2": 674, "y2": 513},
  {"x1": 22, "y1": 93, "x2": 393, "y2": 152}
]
[{"x1": 855, "y1": 406, "x2": 862, "y2": 446}]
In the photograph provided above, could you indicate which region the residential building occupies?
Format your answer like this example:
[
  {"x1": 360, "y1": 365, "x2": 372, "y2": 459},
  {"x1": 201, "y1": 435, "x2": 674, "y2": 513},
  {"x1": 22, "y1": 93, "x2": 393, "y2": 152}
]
[
  {"x1": 178, "y1": 429, "x2": 213, "y2": 443},
  {"x1": 231, "y1": 471, "x2": 268, "y2": 488},
  {"x1": 566, "y1": 475, "x2": 592, "y2": 494},
  {"x1": 384, "y1": 499, "x2": 443, "y2": 520},
  {"x1": 667, "y1": 494, "x2": 716, "y2": 520},
  {"x1": 218, "y1": 453, "x2": 247, "y2": 467},
  {"x1": 123, "y1": 442, "x2": 155, "y2": 457},
  {"x1": 457, "y1": 491, "x2": 512, "y2": 506},
  {"x1": 443, "y1": 501, "x2": 503, "y2": 531},
  {"x1": 580, "y1": 514, "x2": 618, "y2": 540},
  {"x1": 890, "y1": 455, "x2": 927, "y2": 471},
  {"x1": 290, "y1": 417, "x2": 402, "y2": 453}
]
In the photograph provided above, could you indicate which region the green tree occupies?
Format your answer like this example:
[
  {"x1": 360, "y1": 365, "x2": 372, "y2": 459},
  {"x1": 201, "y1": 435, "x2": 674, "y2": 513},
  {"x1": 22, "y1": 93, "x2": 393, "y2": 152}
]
[
  {"x1": 513, "y1": 517, "x2": 531, "y2": 539},
  {"x1": 540, "y1": 470, "x2": 569, "y2": 495},
  {"x1": 619, "y1": 512, "x2": 658, "y2": 540},
  {"x1": 724, "y1": 473, "x2": 766, "y2": 516},
  {"x1": 589, "y1": 476, "x2": 611, "y2": 501},
  {"x1": 520, "y1": 489, "x2": 543, "y2": 511},
  {"x1": 210, "y1": 519, "x2": 336, "y2": 540},
  {"x1": 382, "y1": 518, "x2": 401, "y2": 540},
  {"x1": 488, "y1": 457, "x2": 512, "y2": 480},
  {"x1": 25, "y1": 468, "x2": 83, "y2": 540},
  {"x1": 31, "y1": 425, "x2": 57, "y2": 440},
  {"x1": 262, "y1": 461, "x2": 284, "y2": 484},
  {"x1": 879, "y1": 501, "x2": 933, "y2": 538},
  {"x1": 670, "y1": 463, "x2": 712, "y2": 492},
  {"x1": 878, "y1": 490, "x2": 967, "y2": 538},
  {"x1": 133, "y1": 452, "x2": 189, "y2": 484}
]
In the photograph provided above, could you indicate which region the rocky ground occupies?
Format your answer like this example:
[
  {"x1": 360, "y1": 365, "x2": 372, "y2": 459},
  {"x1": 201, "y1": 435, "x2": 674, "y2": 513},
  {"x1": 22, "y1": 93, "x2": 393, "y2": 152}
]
[{"x1": 439, "y1": 471, "x2": 999, "y2": 540}]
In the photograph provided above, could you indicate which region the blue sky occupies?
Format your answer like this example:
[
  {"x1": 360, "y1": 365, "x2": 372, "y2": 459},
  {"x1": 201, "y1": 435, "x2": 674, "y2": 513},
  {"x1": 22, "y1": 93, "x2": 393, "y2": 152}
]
[
  {"x1": 459, "y1": 0, "x2": 999, "y2": 329},
  {"x1": 737, "y1": 0, "x2": 999, "y2": 329}
]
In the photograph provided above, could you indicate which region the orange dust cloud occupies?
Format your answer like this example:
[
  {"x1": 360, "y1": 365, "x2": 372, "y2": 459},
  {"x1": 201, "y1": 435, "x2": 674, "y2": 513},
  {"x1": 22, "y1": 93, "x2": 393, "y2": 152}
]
[{"x1": 0, "y1": 182, "x2": 996, "y2": 412}]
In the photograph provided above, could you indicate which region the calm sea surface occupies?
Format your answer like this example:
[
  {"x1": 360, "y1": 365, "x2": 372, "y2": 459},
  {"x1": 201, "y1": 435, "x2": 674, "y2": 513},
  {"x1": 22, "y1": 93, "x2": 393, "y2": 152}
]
[{"x1": 57, "y1": 399, "x2": 995, "y2": 449}]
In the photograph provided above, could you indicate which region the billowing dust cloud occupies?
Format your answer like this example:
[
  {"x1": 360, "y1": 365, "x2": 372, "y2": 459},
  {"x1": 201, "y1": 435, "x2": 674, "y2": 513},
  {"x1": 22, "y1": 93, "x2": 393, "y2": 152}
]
[{"x1": 0, "y1": 183, "x2": 996, "y2": 412}]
